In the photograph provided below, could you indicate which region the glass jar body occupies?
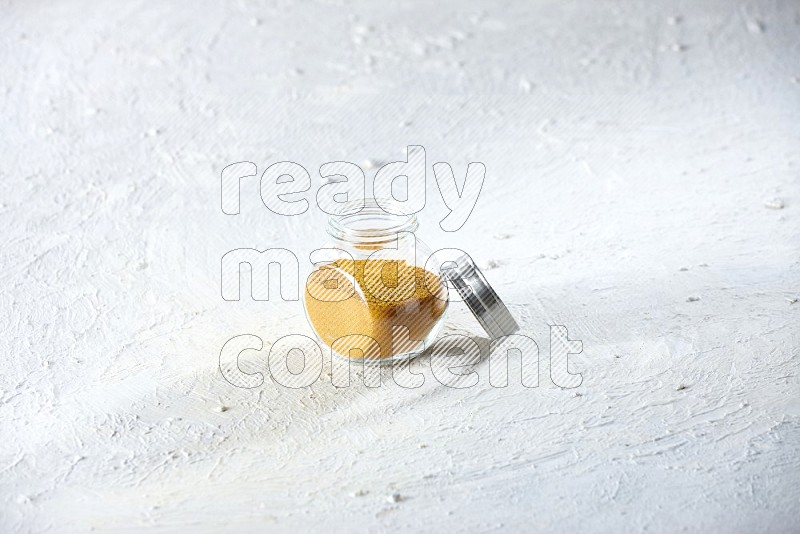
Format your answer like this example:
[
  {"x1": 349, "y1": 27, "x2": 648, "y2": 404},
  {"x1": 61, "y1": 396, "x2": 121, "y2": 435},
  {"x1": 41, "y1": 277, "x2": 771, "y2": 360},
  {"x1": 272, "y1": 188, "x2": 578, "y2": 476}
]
[{"x1": 303, "y1": 202, "x2": 448, "y2": 361}]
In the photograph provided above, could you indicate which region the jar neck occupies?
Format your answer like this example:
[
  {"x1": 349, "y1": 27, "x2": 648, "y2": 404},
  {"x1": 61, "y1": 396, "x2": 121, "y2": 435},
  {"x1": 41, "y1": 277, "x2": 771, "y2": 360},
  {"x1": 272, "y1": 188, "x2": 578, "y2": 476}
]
[{"x1": 326, "y1": 198, "x2": 419, "y2": 246}]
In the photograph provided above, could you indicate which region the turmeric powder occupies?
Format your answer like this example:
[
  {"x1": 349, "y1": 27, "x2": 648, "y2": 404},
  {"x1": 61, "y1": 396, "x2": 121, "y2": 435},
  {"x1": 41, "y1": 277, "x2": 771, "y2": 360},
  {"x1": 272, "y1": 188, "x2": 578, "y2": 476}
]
[{"x1": 304, "y1": 259, "x2": 447, "y2": 359}]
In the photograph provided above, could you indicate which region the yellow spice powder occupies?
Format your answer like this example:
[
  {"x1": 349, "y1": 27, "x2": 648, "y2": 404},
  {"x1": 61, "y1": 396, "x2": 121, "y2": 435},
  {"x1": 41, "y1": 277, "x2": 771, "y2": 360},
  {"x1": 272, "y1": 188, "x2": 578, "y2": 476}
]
[{"x1": 304, "y1": 259, "x2": 447, "y2": 359}]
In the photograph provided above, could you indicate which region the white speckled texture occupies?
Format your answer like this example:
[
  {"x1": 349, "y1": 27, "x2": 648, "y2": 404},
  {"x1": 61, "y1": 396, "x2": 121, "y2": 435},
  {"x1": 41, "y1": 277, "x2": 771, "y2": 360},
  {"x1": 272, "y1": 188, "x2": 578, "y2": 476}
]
[{"x1": 2, "y1": 0, "x2": 799, "y2": 532}]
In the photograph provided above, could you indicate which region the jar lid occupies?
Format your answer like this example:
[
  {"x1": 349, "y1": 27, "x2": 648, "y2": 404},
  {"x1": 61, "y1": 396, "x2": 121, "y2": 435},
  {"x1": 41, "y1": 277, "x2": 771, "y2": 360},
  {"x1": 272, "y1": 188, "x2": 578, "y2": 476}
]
[{"x1": 441, "y1": 254, "x2": 519, "y2": 339}]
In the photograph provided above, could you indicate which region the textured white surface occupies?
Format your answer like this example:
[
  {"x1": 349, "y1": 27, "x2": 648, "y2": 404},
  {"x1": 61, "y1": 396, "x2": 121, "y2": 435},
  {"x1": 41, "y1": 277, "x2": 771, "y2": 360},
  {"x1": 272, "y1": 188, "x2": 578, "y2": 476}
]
[{"x1": 2, "y1": 0, "x2": 799, "y2": 532}]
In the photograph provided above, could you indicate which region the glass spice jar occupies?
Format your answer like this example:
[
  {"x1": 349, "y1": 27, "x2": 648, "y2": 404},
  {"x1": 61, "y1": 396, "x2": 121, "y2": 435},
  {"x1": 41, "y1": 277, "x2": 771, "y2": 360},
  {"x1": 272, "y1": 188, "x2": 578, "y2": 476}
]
[
  {"x1": 303, "y1": 198, "x2": 447, "y2": 361},
  {"x1": 303, "y1": 198, "x2": 517, "y2": 361}
]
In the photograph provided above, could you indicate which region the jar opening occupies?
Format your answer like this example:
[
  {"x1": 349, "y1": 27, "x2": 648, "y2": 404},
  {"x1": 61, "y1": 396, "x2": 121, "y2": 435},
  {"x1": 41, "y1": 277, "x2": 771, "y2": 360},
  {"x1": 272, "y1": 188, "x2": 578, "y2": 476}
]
[{"x1": 327, "y1": 198, "x2": 419, "y2": 243}]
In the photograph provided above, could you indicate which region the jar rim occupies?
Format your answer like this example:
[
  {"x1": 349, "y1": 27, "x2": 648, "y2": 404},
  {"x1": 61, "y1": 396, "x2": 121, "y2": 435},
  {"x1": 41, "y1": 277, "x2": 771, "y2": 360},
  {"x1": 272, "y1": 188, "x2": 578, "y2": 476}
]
[{"x1": 327, "y1": 198, "x2": 419, "y2": 241}]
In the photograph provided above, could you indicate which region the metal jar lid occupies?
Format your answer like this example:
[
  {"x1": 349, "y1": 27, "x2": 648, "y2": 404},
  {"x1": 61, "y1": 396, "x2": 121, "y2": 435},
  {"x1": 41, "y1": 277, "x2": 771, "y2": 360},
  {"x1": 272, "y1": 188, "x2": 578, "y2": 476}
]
[{"x1": 441, "y1": 254, "x2": 519, "y2": 339}]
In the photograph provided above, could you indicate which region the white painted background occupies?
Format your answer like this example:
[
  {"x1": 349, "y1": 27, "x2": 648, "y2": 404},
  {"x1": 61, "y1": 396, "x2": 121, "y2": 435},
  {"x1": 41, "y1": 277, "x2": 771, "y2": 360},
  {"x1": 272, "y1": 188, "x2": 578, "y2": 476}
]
[{"x1": 2, "y1": 0, "x2": 799, "y2": 532}]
